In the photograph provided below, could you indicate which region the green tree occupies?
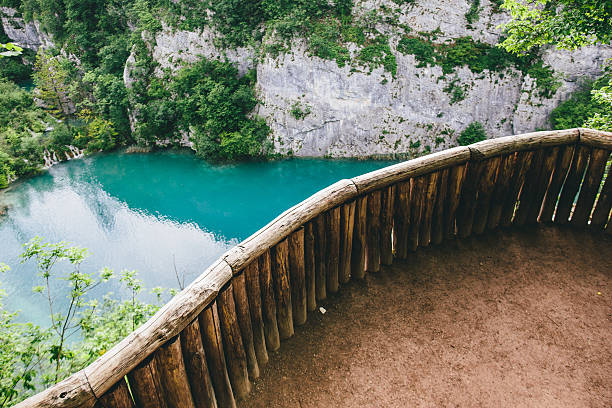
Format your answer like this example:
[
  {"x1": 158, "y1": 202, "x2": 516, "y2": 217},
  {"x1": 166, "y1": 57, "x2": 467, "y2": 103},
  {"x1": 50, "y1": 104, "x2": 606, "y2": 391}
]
[
  {"x1": 458, "y1": 121, "x2": 487, "y2": 145},
  {"x1": 499, "y1": 0, "x2": 612, "y2": 54},
  {"x1": 33, "y1": 52, "x2": 73, "y2": 118}
]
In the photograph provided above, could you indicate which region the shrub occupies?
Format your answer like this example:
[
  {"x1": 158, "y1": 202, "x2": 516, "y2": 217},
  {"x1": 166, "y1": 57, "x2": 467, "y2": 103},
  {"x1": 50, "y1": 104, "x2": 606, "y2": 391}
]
[{"x1": 458, "y1": 121, "x2": 487, "y2": 145}]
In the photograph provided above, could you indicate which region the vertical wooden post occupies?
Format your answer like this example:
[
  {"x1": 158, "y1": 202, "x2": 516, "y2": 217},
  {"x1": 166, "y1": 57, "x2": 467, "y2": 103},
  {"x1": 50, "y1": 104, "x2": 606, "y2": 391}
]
[
  {"x1": 326, "y1": 207, "x2": 341, "y2": 293},
  {"x1": 351, "y1": 195, "x2": 368, "y2": 279},
  {"x1": 366, "y1": 190, "x2": 382, "y2": 272},
  {"x1": 456, "y1": 160, "x2": 485, "y2": 238},
  {"x1": 258, "y1": 251, "x2": 280, "y2": 352},
  {"x1": 304, "y1": 222, "x2": 317, "y2": 312},
  {"x1": 314, "y1": 214, "x2": 327, "y2": 301},
  {"x1": 472, "y1": 156, "x2": 502, "y2": 234},
  {"x1": 217, "y1": 285, "x2": 251, "y2": 399},
  {"x1": 97, "y1": 378, "x2": 134, "y2": 408},
  {"x1": 199, "y1": 304, "x2": 236, "y2": 408},
  {"x1": 500, "y1": 151, "x2": 534, "y2": 227},
  {"x1": 272, "y1": 239, "x2": 294, "y2": 340},
  {"x1": 514, "y1": 149, "x2": 546, "y2": 226},
  {"x1": 394, "y1": 180, "x2": 411, "y2": 258},
  {"x1": 591, "y1": 162, "x2": 612, "y2": 229},
  {"x1": 527, "y1": 147, "x2": 560, "y2": 223},
  {"x1": 487, "y1": 154, "x2": 515, "y2": 230},
  {"x1": 555, "y1": 145, "x2": 590, "y2": 224},
  {"x1": 288, "y1": 228, "x2": 307, "y2": 326},
  {"x1": 127, "y1": 356, "x2": 167, "y2": 408},
  {"x1": 180, "y1": 319, "x2": 217, "y2": 408},
  {"x1": 232, "y1": 273, "x2": 259, "y2": 380},
  {"x1": 444, "y1": 164, "x2": 465, "y2": 239},
  {"x1": 539, "y1": 145, "x2": 575, "y2": 223},
  {"x1": 571, "y1": 148, "x2": 610, "y2": 225},
  {"x1": 408, "y1": 177, "x2": 426, "y2": 251},
  {"x1": 419, "y1": 171, "x2": 440, "y2": 246},
  {"x1": 155, "y1": 336, "x2": 196, "y2": 408},
  {"x1": 339, "y1": 201, "x2": 356, "y2": 284},
  {"x1": 380, "y1": 185, "x2": 395, "y2": 265},
  {"x1": 243, "y1": 261, "x2": 268, "y2": 367},
  {"x1": 431, "y1": 168, "x2": 449, "y2": 245}
]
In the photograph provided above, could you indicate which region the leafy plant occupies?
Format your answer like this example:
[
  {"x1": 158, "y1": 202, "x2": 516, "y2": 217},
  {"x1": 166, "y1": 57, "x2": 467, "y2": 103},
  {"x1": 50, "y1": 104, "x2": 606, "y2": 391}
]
[{"x1": 458, "y1": 121, "x2": 487, "y2": 145}]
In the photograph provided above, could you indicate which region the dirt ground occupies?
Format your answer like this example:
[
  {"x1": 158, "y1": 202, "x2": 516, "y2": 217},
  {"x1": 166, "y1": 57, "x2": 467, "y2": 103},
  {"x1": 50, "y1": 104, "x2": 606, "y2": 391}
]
[{"x1": 239, "y1": 225, "x2": 611, "y2": 408}]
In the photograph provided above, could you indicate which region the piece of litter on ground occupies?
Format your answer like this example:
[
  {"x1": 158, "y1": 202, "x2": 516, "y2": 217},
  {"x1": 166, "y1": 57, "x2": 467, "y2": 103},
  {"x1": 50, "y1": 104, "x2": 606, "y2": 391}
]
[{"x1": 319, "y1": 307, "x2": 326, "y2": 314}]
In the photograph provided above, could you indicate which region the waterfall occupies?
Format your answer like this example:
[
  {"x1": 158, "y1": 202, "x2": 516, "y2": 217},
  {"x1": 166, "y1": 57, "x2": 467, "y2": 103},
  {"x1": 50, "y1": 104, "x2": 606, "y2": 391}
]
[
  {"x1": 42, "y1": 149, "x2": 60, "y2": 169},
  {"x1": 42, "y1": 146, "x2": 84, "y2": 169}
]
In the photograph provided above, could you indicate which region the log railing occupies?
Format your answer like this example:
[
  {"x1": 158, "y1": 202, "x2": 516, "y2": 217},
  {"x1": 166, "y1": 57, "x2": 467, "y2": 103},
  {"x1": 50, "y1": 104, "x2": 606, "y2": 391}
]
[{"x1": 15, "y1": 128, "x2": 612, "y2": 408}]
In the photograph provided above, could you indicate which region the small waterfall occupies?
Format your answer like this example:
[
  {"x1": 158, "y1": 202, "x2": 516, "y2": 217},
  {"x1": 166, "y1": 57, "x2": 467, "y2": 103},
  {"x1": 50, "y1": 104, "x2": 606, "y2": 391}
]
[
  {"x1": 42, "y1": 149, "x2": 60, "y2": 169},
  {"x1": 68, "y1": 145, "x2": 84, "y2": 159},
  {"x1": 42, "y1": 146, "x2": 84, "y2": 168}
]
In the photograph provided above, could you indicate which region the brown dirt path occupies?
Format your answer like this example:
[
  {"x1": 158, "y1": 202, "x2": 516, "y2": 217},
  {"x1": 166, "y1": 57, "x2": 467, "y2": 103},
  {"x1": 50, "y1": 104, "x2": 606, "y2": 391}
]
[{"x1": 239, "y1": 226, "x2": 611, "y2": 408}]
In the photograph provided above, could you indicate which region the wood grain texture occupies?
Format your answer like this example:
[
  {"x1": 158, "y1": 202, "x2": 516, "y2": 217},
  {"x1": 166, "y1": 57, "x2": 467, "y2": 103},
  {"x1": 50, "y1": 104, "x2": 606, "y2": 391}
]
[
  {"x1": 326, "y1": 207, "x2": 341, "y2": 292},
  {"x1": 443, "y1": 165, "x2": 465, "y2": 239},
  {"x1": 487, "y1": 154, "x2": 515, "y2": 230},
  {"x1": 500, "y1": 151, "x2": 534, "y2": 227},
  {"x1": 288, "y1": 228, "x2": 307, "y2": 326},
  {"x1": 556, "y1": 145, "x2": 591, "y2": 224},
  {"x1": 180, "y1": 319, "x2": 217, "y2": 408},
  {"x1": 366, "y1": 190, "x2": 382, "y2": 272},
  {"x1": 579, "y1": 128, "x2": 612, "y2": 149},
  {"x1": 380, "y1": 185, "x2": 396, "y2": 264},
  {"x1": 314, "y1": 214, "x2": 327, "y2": 301},
  {"x1": 514, "y1": 149, "x2": 546, "y2": 226},
  {"x1": 419, "y1": 172, "x2": 440, "y2": 247},
  {"x1": 154, "y1": 336, "x2": 196, "y2": 408},
  {"x1": 339, "y1": 201, "x2": 356, "y2": 283},
  {"x1": 408, "y1": 177, "x2": 426, "y2": 251},
  {"x1": 591, "y1": 161, "x2": 612, "y2": 229},
  {"x1": 217, "y1": 285, "x2": 251, "y2": 399},
  {"x1": 539, "y1": 145, "x2": 575, "y2": 223},
  {"x1": 127, "y1": 356, "x2": 167, "y2": 408},
  {"x1": 95, "y1": 378, "x2": 134, "y2": 408},
  {"x1": 350, "y1": 195, "x2": 368, "y2": 280},
  {"x1": 258, "y1": 251, "x2": 280, "y2": 352},
  {"x1": 472, "y1": 156, "x2": 502, "y2": 234},
  {"x1": 393, "y1": 180, "x2": 411, "y2": 258},
  {"x1": 243, "y1": 261, "x2": 268, "y2": 366},
  {"x1": 271, "y1": 239, "x2": 294, "y2": 340},
  {"x1": 199, "y1": 304, "x2": 236, "y2": 408},
  {"x1": 232, "y1": 273, "x2": 259, "y2": 380},
  {"x1": 456, "y1": 160, "x2": 485, "y2": 238},
  {"x1": 303, "y1": 222, "x2": 317, "y2": 312},
  {"x1": 431, "y1": 168, "x2": 449, "y2": 245},
  {"x1": 469, "y1": 129, "x2": 579, "y2": 159},
  {"x1": 527, "y1": 147, "x2": 560, "y2": 223},
  {"x1": 571, "y1": 148, "x2": 610, "y2": 225}
]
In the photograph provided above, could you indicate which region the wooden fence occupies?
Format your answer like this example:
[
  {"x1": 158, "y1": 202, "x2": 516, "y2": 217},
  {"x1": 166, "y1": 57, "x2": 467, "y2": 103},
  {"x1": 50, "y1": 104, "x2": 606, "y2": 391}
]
[{"x1": 15, "y1": 128, "x2": 612, "y2": 408}]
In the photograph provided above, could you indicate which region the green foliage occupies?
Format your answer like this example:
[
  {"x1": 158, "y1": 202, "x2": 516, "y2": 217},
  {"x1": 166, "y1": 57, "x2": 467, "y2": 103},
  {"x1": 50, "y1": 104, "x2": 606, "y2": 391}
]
[
  {"x1": 465, "y1": 0, "x2": 481, "y2": 26},
  {"x1": 290, "y1": 101, "x2": 311, "y2": 120},
  {"x1": 458, "y1": 121, "x2": 487, "y2": 145},
  {"x1": 498, "y1": 0, "x2": 612, "y2": 55},
  {"x1": 443, "y1": 78, "x2": 466, "y2": 104},
  {"x1": 0, "y1": 238, "x2": 166, "y2": 404},
  {"x1": 397, "y1": 37, "x2": 436, "y2": 67},
  {"x1": 585, "y1": 77, "x2": 612, "y2": 131}
]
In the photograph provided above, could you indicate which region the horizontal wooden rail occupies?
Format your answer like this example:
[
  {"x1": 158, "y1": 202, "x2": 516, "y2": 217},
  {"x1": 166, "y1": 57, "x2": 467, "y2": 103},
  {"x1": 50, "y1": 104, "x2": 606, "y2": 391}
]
[{"x1": 14, "y1": 128, "x2": 612, "y2": 408}]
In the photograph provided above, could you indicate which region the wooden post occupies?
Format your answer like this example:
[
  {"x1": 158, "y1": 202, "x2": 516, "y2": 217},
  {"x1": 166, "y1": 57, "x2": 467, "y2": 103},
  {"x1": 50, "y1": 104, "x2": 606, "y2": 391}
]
[
  {"x1": 394, "y1": 180, "x2": 411, "y2": 258},
  {"x1": 127, "y1": 356, "x2": 167, "y2": 408},
  {"x1": 443, "y1": 164, "x2": 465, "y2": 239},
  {"x1": 288, "y1": 228, "x2": 307, "y2": 326},
  {"x1": 314, "y1": 214, "x2": 327, "y2": 300},
  {"x1": 527, "y1": 147, "x2": 560, "y2": 223},
  {"x1": 97, "y1": 378, "x2": 134, "y2": 408},
  {"x1": 419, "y1": 171, "x2": 440, "y2": 246},
  {"x1": 539, "y1": 145, "x2": 575, "y2": 223},
  {"x1": 155, "y1": 336, "x2": 196, "y2": 408},
  {"x1": 366, "y1": 190, "x2": 382, "y2": 272},
  {"x1": 571, "y1": 148, "x2": 610, "y2": 225},
  {"x1": 217, "y1": 285, "x2": 251, "y2": 399},
  {"x1": 431, "y1": 168, "x2": 449, "y2": 245},
  {"x1": 243, "y1": 261, "x2": 268, "y2": 367},
  {"x1": 500, "y1": 151, "x2": 534, "y2": 227},
  {"x1": 487, "y1": 154, "x2": 515, "y2": 230},
  {"x1": 351, "y1": 195, "x2": 368, "y2": 279},
  {"x1": 591, "y1": 162, "x2": 612, "y2": 229},
  {"x1": 339, "y1": 201, "x2": 356, "y2": 283},
  {"x1": 199, "y1": 304, "x2": 236, "y2": 408},
  {"x1": 472, "y1": 156, "x2": 502, "y2": 234},
  {"x1": 258, "y1": 251, "x2": 280, "y2": 352},
  {"x1": 380, "y1": 185, "x2": 395, "y2": 264},
  {"x1": 408, "y1": 177, "x2": 426, "y2": 251},
  {"x1": 514, "y1": 149, "x2": 546, "y2": 226},
  {"x1": 326, "y1": 207, "x2": 341, "y2": 292},
  {"x1": 456, "y1": 160, "x2": 485, "y2": 238},
  {"x1": 180, "y1": 319, "x2": 217, "y2": 408},
  {"x1": 555, "y1": 145, "x2": 591, "y2": 224},
  {"x1": 232, "y1": 273, "x2": 260, "y2": 380},
  {"x1": 272, "y1": 239, "x2": 294, "y2": 340},
  {"x1": 304, "y1": 222, "x2": 317, "y2": 312}
]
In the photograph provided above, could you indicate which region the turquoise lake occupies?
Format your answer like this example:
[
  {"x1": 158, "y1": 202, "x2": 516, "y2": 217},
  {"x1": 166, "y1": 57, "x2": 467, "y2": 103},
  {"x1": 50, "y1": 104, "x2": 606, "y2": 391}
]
[{"x1": 0, "y1": 151, "x2": 395, "y2": 325}]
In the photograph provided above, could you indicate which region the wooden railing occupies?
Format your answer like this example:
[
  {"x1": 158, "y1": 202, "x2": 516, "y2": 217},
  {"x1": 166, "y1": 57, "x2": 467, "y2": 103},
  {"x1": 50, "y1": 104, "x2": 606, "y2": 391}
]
[{"x1": 15, "y1": 128, "x2": 612, "y2": 408}]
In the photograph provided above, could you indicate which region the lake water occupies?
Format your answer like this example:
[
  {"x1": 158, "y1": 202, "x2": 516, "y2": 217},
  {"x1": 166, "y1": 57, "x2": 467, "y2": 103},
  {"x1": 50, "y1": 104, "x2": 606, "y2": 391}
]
[{"x1": 0, "y1": 151, "x2": 395, "y2": 325}]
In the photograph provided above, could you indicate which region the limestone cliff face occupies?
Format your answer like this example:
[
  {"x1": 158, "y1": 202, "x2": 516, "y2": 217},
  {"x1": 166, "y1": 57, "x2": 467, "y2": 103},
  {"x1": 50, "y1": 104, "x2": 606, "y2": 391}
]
[
  {"x1": 0, "y1": 7, "x2": 53, "y2": 51},
  {"x1": 147, "y1": 0, "x2": 611, "y2": 157}
]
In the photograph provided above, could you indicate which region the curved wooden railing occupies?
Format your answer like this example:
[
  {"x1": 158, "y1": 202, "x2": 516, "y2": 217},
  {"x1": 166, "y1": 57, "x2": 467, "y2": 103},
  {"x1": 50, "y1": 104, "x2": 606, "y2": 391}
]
[{"x1": 16, "y1": 128, "x2": 612, "y2": 408}]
